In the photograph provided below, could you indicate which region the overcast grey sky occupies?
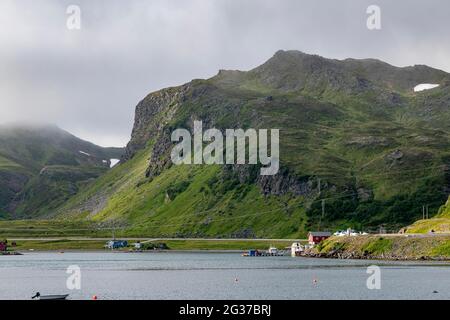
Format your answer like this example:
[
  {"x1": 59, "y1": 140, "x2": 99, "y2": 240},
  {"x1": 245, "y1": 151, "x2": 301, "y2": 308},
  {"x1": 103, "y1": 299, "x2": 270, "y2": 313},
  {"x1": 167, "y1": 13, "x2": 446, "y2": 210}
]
[{"x1": 1, "y1": 0, "x2": 449, "y2": 147}]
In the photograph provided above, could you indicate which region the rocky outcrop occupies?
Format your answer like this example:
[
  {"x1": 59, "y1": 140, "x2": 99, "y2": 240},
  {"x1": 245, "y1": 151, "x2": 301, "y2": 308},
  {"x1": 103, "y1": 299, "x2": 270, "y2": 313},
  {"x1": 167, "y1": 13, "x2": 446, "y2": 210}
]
[
  {"x1": 222, "y1": 165, "x2": 315, "y2": 196},
  {"x1": 123, "y1": 84, "x2": 191, "y2": 160},
  {"x1": 0, "y1": 170, "x2": 29, "y2": 214},
  {"x1": 145, "y1": 130, "x2": 173, "y2": 179}
]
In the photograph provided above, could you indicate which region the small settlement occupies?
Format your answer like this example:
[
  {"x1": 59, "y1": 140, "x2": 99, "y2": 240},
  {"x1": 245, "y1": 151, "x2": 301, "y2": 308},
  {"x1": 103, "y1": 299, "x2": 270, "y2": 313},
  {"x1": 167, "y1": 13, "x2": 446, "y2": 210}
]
[
  {"x1": 290, "y1": 231, "x2": 332, "y2": 257},
  {"x1": 242, "y1": 231, "x2": 333, "y2": 258}
]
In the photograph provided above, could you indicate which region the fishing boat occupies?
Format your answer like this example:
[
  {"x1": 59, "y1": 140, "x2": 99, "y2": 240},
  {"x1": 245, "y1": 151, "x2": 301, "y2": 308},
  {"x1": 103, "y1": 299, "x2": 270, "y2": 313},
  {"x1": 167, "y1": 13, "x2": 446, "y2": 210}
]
[
  {"x1": 242, "y1": 247, "x2": 287, "y2": 257},
  {"x1": 32, "y1": 292, "x2": 69, "y2": 300}
]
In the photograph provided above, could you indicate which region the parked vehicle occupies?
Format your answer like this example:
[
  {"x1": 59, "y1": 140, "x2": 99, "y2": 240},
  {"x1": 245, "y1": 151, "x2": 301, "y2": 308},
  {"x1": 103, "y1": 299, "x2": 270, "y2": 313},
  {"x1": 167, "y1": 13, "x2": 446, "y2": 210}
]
[{"x1": 105, "y1": 240, "x2": 128, "y2": 249}]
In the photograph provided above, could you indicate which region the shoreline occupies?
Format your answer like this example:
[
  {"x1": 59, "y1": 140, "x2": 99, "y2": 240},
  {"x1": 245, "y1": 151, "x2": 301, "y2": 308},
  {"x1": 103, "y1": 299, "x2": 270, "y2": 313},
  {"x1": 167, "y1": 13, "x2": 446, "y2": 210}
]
[
  {"x1": 12, "y1": 249, "x2": 245, "y2": 254},
  {"x1": 312, "y1": 234, "x2": 450, "y2": 261},
  {"x1": 299, "y1": 251, "x2": 450, "y2": 262},
  {"x1": 1, "y1": 238, "x2": 295, "y2": 253},
  {"x1": 4, "y1": 247, "x2": 450, "y2": 263},
  {"x1": 2, "y1": 234, "x2": 449, "y2": 262},
  {"x1": 4, "y1": 249, "x2": 450, "y2": 263}
]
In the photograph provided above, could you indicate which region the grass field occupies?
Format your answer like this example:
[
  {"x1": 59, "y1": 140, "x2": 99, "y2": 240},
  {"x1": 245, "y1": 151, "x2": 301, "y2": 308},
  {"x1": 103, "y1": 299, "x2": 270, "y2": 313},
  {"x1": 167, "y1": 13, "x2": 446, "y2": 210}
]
[
  {"x1": 0, "y1": 220, "x2": 107, "y2": 238},
  {"x1": 160, "y1": 239, "x2": 297, "y2": 250},
  {"x1": 4, "y1": 238, "x2": 299, "y2": 251},
  {"x1": 9, "y1": 239, "x2": 108, "y2": 251}
]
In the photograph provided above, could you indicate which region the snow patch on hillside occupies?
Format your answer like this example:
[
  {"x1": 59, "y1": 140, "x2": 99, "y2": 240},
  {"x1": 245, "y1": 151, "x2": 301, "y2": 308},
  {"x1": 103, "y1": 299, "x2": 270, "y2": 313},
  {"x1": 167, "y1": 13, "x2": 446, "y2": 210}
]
[
  {"x1": 414, "y1": 84, "x2": 440, "y2": 92},
  {"x1": 79, "y1": 151, "x2": 91, "y2": 156},
  {"x1": 110, "y1": 159, "x2": 120, "y2": 168}
]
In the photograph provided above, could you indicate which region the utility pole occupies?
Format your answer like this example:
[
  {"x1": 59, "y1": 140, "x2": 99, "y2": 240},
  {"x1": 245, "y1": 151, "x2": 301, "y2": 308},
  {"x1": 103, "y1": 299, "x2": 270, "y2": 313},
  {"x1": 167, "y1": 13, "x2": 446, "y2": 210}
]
[{"x1": 322, "y1": 199, "x2": 325, "y2": 219}]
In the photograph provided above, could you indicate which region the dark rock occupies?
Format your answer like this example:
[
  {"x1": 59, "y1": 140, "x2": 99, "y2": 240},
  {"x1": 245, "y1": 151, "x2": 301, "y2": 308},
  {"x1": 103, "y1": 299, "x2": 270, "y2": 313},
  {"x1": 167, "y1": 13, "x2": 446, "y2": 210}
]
[{"x1": 387, "y1": 149, "x2": 404, "y2": 161}]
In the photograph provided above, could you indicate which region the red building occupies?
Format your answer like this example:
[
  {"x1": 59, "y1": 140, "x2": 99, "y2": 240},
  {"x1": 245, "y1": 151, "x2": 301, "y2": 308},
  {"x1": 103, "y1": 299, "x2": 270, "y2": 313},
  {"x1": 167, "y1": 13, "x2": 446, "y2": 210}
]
[
  {"x1": 308, "y1": 232, "x2": 331, "y2": 245},
  {"x1": 0, "y1": 240, "x2": 7, "y2": 252}
]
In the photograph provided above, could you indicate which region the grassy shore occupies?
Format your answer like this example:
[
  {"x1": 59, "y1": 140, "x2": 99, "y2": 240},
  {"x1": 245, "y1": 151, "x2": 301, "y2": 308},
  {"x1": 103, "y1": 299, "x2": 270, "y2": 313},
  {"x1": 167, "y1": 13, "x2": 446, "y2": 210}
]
[
  {"x1": 405, "y1": 218, "x2": 450, "y2": 234},
  {"x1": 0, "y1": 220, "x2": 300, "y2": 251},
  {"x1": 9, "y1": 239, "x2": 107, "y2": 251},
  {"x1": 4, "y1": 238, "x2": 297, "y2": 252},
  {"x1": 161, "y1": 240, "x2": 294, "y2": 251},
  {"x1": 314, "y1": 234, "x2": 450, "y2": 260}
]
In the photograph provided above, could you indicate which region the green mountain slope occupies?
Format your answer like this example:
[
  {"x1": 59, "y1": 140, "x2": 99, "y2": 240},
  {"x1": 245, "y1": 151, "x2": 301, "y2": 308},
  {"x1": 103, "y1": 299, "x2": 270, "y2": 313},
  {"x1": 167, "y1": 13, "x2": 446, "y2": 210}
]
[
  {"x1": 405, "y1": 196, "x2": 450, "y2": 233},
  {"x1": 53, "y1": 51, "x2": 450, "y2": 237},
  {"x1": 441, "y1": 196, "x2": 450, "y2": 217},
  {"x1": 0, "y1": 124, "x2": 123, "y2": 218}
]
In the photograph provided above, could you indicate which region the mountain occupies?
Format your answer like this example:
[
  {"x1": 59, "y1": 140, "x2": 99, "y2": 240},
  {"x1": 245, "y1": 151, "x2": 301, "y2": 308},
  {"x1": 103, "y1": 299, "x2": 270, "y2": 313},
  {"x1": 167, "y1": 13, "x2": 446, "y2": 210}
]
[
  {"x1": 46, "y1": 51, "x2": 450, "y2": 237},
  {"x1": 0, "y1": 124, "x2": 124, "y2": 218}
]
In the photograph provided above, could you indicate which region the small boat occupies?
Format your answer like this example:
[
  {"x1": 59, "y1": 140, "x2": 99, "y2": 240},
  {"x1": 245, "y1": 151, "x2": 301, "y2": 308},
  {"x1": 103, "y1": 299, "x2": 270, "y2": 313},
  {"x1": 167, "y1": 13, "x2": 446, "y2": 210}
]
[{"x1": 32, "y1": 292, "x2": 69, "y2": 300}]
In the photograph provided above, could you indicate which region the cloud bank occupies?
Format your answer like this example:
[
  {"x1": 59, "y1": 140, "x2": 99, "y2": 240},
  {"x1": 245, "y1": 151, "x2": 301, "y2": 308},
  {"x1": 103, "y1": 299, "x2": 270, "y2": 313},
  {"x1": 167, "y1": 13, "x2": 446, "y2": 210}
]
[{"x1": 1, "y1": 0, "x2": 449, "y2": 146}]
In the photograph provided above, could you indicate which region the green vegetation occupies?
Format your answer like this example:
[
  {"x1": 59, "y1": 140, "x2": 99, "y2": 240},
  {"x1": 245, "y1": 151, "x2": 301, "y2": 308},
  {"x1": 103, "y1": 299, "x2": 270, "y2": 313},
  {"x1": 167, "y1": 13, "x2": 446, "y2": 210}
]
[
  {"x1": 51, "y1": 145, "x2": 307, "y2": 238},
  {"x1": 0, "y1": 124, "x2": 123, "y2": 218},
  {"x1": 316, "y1": 235, "x2": 450, "y2": 259},
  {"x1": 0, "y1": 220, "x2": 102, "y2": 238},
  {"x1": 3, "y1": 238, "x2": 296, "y2": 251},
  {"x1": 10, "y1": 239, "x2": 107, "y2": 251},
  {"x1": 404, "y1": 196, "x2": 450, "y2": 233},
  {"x1": 360, "y1": 237, "x2": 393, "y2": 255},
  {"x1": 159, "y1": 240, "x2": 294, "y2": 251},
  {"x1": 53, "y1": 51, "x2": 450, "y2": 237},
  {"x1": 316, "y1": 239, "x2": 347, "y2": 253},
  {"x1": 405, "y1": 218, "x2": 450, "y2": 234},
  {"x1": 431, "y1": 241, "x2": 450, "y2": 256},
  {"x1": 438, "y1": 196, "x2": 450, "y2": 217},
  {"x1": 0, "y1": 155, "x2": 21, "y2": 169},
  {"x1": 1, "y1": 51, "x2": 450, "y2": 240}
]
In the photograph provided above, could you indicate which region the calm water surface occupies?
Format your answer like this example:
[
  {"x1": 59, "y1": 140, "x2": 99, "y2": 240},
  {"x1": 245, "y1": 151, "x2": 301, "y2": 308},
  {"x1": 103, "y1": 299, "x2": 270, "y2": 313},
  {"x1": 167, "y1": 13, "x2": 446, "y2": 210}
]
[{"x1": 0, "y1": 251, "x2": 449, "y2": 299}]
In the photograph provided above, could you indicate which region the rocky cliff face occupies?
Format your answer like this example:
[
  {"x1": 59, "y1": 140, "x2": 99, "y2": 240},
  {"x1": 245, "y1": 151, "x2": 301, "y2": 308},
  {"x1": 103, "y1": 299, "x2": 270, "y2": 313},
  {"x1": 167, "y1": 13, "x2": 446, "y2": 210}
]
[
  {"x1": 0, "y1": 170, "x2": 29, "y2": 214},
  {"x1": 123, "y1": 50, "x2": 450, "y2": 201},
  {"x1": 124, "y1": 85, "x2": 191, "y2": 160},
  {"x1": 124, "y1": 80, "x2": 320, "y2": 196}
]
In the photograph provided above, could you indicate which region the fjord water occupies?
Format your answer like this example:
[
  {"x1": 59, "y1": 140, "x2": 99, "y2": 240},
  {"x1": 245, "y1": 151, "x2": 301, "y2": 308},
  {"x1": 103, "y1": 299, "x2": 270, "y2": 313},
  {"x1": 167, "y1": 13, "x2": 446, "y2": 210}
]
[{"x1": 0, "y1": 252, "x2": 449, "y2": 300}]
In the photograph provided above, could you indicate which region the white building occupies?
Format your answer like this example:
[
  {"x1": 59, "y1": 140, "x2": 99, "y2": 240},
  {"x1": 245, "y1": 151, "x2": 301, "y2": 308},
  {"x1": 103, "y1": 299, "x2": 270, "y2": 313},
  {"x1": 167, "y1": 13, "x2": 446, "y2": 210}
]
[{"x1": 291, "y1": 242, "x2": 304, "y2": 257}]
